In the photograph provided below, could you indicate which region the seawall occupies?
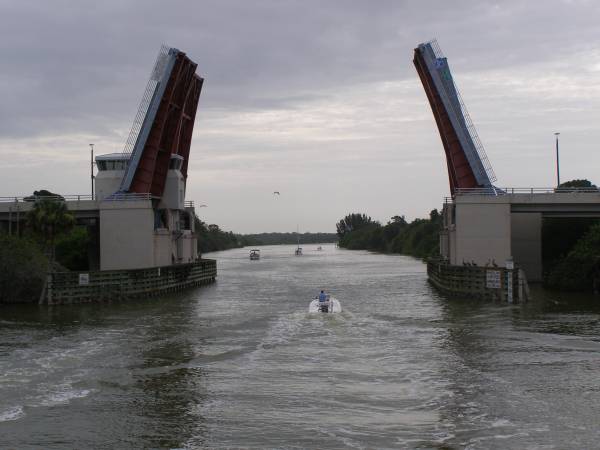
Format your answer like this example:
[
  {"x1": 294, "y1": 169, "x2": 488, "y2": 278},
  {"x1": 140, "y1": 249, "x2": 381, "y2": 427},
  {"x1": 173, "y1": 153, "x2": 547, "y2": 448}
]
[
  {"x1": 427, "y1": 259, "x2": 528, "y2": 302},
  {"x1": 43, "y1": 259, "x2": 216, "y2": 305}
]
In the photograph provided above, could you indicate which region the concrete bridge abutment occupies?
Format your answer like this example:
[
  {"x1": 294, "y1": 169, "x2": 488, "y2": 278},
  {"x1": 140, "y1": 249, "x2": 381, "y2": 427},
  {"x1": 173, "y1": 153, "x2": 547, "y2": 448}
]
[{"x1": 441, "y1": 190, "x2": 600, "y2": 283}]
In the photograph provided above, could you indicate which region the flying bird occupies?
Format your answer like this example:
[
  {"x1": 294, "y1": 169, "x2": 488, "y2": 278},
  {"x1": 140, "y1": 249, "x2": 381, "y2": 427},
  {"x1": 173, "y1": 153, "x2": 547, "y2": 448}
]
[{"x1": 273, "y1": 191, "x2": 280, "y2": 195}]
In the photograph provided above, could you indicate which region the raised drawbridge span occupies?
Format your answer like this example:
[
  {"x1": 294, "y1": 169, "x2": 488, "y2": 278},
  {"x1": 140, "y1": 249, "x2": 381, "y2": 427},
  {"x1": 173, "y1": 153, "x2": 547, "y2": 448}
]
[
  {"x1": 413, "y1": 40, "x2": 496, "y2": 195},
  {"x1": 119, "y1": 46, "x2": 204, "y2": 199}
]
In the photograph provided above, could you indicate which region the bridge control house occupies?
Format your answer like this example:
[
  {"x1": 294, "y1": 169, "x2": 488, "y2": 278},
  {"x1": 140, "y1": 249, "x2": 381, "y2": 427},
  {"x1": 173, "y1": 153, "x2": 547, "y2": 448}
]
[{"x1": 94, "y1": 152, "x2": 198, "y2": 270}]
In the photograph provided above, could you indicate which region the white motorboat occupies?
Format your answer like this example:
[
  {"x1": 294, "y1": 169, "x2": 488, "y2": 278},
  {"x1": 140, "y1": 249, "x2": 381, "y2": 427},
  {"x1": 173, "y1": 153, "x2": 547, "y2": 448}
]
[
  {"x1": 309, "y1": 295, "x2": 342, "y2": 313},
  {"x1": 249, "y1": 249, "x2": 260, "y2": 260}
]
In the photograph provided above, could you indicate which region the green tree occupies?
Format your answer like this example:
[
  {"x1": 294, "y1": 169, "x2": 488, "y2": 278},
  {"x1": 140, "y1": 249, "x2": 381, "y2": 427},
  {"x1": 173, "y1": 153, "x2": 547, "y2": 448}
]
[
  {"x1": 23, "y1": 189, "x2": 65, "y2": 202},
  {"x1": 559, "y1": 179, "x2": 596, "y2": 189},
  {"x1": 0, "y1": 234, "x2": 48, "y2": 303},
  {"x1": 545, "y1": 223, "x2": 600, "y2": 291},
  {"x1": 389, "y1": 215, "x2": 407, "y2": 225},
  {"x1": 194, "y1": 216, "x2": 245, "y2": 253},
  {"x1": 336, "y1": 213, "x2": 379, "y2": 238},
  {"x1": 241, "y1": 232, "x2": 336, "y2": 245},
  {"x1": 55, "y1": 227, "x2": 90, "y2": 271},
  {"x1": 26, "y1": 199, "x2": 75, "y2": 263},
  {"x1": 337, "y1": 209, "x2": 442, "y2": 259}
]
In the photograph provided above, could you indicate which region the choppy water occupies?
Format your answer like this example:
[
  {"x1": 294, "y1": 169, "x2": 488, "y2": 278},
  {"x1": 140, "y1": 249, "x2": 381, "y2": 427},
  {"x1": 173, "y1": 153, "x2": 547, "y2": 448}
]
[{"x1": 1, "y1": 245, "x2": 600, "y2": 449}]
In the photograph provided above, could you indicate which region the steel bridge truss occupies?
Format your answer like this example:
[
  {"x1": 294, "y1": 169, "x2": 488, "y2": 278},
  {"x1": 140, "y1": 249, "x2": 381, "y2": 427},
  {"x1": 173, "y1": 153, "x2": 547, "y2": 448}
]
[
  {"x1": 414, "y1": 40, "x2": 496, "y2": 195},
  {"x1": 120, "y1": 46, "x2": 204, "y2": 198}
]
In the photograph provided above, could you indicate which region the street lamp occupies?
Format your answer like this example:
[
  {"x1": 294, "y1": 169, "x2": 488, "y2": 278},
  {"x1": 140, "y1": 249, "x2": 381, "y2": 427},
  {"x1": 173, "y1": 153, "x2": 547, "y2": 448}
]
[
  {"x1": 554, "y1": 132, "x2": 560, "y2": 187},
  {"x1": 90, "y1": 143, "x2": 95, "y2": 199}
]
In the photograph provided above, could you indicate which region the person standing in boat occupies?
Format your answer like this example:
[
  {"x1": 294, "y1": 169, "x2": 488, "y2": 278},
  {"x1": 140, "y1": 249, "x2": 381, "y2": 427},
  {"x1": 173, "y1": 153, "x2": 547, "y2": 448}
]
[{"x1": 318, "y1": 290, "x2": 329, "y2": 312}]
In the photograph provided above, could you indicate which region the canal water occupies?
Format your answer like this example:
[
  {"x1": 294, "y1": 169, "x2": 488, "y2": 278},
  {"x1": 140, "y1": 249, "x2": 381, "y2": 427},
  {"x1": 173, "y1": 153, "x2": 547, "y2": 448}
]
[{"x1": 1, "y1": 245, "x2": 600, "y2": 449}]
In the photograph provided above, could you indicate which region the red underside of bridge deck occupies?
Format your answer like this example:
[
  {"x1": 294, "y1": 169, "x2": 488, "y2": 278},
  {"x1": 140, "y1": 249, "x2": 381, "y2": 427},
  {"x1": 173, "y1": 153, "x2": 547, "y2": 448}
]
[
  {"x1": 413, "y1": 49, "x2": 478, "y2": 196},
  {"x1": 129, "y1": 51, "x2": 204, "y2": 198}
]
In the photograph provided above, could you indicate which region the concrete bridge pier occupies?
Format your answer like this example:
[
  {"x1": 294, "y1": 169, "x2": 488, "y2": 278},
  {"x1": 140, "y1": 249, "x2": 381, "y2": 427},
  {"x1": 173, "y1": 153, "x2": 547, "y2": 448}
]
[{"x1": 441, "y1": 189, "x2": 600, "y2": 283}]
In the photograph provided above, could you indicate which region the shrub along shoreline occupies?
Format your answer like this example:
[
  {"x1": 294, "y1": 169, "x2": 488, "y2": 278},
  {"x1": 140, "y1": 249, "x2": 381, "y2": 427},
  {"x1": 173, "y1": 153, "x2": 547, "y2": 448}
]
[{"x1": 336, "y1": 210, "x2": 442, "y2": 259}]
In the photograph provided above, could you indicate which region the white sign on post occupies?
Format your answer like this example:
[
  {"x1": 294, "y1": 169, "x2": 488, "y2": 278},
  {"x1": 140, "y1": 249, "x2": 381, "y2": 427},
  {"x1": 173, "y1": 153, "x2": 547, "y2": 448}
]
[
  {"x1": 79, "y1": 273, "x2": 90, "y2": 285},
  {"x1": 486, "y1": 270, "x2": 501, "y2": 289}
]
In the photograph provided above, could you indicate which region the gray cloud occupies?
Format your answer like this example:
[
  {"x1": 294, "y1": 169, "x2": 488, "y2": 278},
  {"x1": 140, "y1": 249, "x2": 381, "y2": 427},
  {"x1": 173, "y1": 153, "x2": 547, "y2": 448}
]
[{"x1": 1, "y1": 0, "x2": 600, "y2": 231}]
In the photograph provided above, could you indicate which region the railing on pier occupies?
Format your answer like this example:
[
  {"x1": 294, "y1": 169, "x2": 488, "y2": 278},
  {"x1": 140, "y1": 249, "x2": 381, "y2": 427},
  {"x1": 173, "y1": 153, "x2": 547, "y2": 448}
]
[
  {"x1": 102, "y1": 192, "x2": 153, "y2": 201},
  {"x1": 453, "y1": 187, "x2": 600, "y2": 196},
  {"x1": 0, "y1": 195, "x2": 94, "y2": 203},
  {"x1": 0, "y1": 193, "x2": 153, "y2": 204}
]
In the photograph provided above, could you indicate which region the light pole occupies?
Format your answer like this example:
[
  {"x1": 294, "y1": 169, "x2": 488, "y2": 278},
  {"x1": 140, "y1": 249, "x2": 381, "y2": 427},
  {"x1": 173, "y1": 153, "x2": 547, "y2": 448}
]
[
  {"x1": 554, "y1": 132, "x2": 560, "y2": 187},
  {"x1": 90, "y1": 143, "x2": 95, "y2": 199}
]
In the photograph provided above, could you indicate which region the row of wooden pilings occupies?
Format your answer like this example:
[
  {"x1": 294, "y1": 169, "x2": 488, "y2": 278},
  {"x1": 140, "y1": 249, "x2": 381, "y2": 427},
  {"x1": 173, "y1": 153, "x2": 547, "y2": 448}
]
[
  {"x1": 43, "y1": 259, "x2": 217, "y2": 305},
  {"x1": 427, "y1": 259, "x2": 530, "y2": 303}
]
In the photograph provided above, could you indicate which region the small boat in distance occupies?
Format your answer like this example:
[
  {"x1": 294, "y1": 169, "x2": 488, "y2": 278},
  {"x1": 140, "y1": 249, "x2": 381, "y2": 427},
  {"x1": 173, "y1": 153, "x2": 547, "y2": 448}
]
[
  {"x1": 316, "y1": 246, "x2": 322, "y2": 251},
  {"x1": 309, "y1": 294, "x2": 342, "y2": 313},
  {"x1": 249, "y1": 249, "x2": 260, "y2": 260},
  {"x1": 295, "y1": 225, "x2": 302, "y2": 255}
]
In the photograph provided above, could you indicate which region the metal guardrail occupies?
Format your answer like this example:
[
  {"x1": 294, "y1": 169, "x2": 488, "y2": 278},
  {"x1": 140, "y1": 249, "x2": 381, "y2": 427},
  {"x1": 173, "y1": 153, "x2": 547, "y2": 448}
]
[
  {"x1": 103, "y1": 192, "x2": 152, "y2": 201},
  {"x1": 443, "y1": 188, "x2": 600, "y2": 202},
  {"x1": 0, "y1": 193, "x2": 153, "y2": 203},
  {"x1": 425, "y1": 39, "x2": 496, "y2": 185},
  {"x1": 121, "y1": 45, "x2": 170, "y2": 159},
  {"x1": 184, "y1": 200, "x2": 194, "y2": 208},
  {"x1": 0, "y1": 195, "x2": 94, "y2": 203},
  {"x1": 455, "y1": 187, "x2": 600, "y2": 196}
]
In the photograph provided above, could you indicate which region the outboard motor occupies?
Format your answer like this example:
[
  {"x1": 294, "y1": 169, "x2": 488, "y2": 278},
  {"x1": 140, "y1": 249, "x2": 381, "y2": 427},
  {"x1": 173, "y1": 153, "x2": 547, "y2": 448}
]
[{"x1": 319, "y1": 294, "x2": 331, "y2": 313}]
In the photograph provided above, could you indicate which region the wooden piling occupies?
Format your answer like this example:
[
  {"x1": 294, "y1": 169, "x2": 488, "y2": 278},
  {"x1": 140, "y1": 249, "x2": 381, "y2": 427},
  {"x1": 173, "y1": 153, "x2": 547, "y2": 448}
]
[
  {"x1": 42, "y1": 259, "x2": 216, "y2": 305},
  {"x1": 427, "y1": 259, "x2": 527, "y2": 302}
]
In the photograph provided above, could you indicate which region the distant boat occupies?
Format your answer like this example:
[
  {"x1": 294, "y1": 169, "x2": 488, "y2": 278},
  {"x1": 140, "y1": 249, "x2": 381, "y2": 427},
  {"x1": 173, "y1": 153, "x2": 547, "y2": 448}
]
[
  {"x1": 249, "y1": 249, "x2": 260, "y2": 260},
  {"x1": 316, "y1": 246, "x2": 322, "y2": 251}
]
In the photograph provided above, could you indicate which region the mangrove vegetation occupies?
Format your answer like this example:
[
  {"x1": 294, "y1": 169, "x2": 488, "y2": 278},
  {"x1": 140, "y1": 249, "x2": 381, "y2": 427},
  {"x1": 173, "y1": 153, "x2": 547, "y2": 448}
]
[
  {"x1": 243, "y1": 232, "x2": 337, "y2": 246},
  {"x1": 336, "y1": 210, "x2": 442, "y2": 259}
]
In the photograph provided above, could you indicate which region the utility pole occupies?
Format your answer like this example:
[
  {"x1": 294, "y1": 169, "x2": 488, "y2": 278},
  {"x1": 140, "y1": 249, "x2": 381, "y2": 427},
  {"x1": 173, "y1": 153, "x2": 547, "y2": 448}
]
[
  {"x1": 90, "y1": 144, "x2": 95, "y2": 199},
  {"x1": 554, "y1": 133, "x2": 560, "y2": 187}
]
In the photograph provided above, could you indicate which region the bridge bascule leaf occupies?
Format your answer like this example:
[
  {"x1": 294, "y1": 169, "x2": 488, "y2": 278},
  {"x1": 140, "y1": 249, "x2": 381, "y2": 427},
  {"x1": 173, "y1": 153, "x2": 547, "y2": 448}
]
[
  {"x1": 118, "y1": 46, "x2": 204, "y2": 199},
  {"x1": 414, "y1": 40, "x2": 496, "y2": 195}
]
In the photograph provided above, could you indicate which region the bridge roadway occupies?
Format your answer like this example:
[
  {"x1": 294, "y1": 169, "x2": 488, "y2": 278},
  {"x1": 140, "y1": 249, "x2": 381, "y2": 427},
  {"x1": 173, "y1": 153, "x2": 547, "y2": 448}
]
[
  {"x1": 454, "y1": 188, "x2": 600, "y2": 216},
  {"x1": 0, "y1": 194, "x2": 153, "y2": 233}
]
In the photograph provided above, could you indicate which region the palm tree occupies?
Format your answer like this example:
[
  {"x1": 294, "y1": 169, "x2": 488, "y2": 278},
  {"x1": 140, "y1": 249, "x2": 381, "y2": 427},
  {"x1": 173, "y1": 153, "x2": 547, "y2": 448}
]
[{"x1": 26, "y1": 199, "x2": 75, "y2": 264}]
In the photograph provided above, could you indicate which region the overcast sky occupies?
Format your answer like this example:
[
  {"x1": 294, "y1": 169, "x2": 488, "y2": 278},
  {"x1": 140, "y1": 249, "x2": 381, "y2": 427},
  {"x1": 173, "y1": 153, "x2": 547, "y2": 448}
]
[{"x1": 1, "y1": 0, "x2": 600, "y2": 233}]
